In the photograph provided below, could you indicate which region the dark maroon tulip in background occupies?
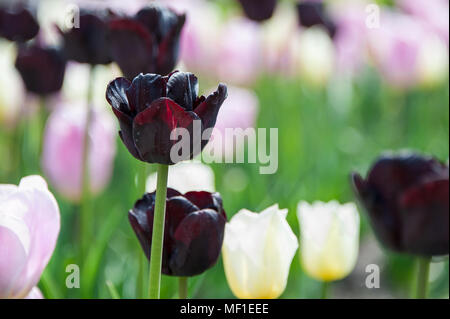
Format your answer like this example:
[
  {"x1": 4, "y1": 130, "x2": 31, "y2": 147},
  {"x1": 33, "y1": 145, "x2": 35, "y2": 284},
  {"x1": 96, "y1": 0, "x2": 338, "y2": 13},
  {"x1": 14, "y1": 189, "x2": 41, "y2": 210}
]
[
  {"x1": 109, "y1": 5, "x2": 185, "y2": 79},
  {"x1": 352, "y1": 153, "x2": 449, "y2": 256},
  {"x1": 296, "y1": 1, "x2": 336, "y2": 37},
  {"x1": 57, "y1": 11, "x2": 112, "y2": 65},
  {"x1": 0, "y1": 5, "x2": 39, "y2": 42},
  {"x1": 129, "y1": 188, "x2": 227, "y2": 276},
  {"x1": 15, "y1": 45, "x2": 67, "y2": 96},
  {"x1": 237, "y1": 0, "x2": 277, "y2": 22},
  {"x1": 106, "y1": 71, "x2": 227, "y2": 165}
]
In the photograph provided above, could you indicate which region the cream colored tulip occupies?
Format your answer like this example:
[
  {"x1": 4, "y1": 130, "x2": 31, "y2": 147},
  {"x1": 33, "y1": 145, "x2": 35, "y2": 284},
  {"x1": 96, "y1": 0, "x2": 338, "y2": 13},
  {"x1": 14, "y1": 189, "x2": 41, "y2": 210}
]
[
  {"x1": 222, "y1": 204, "x2": 298, "y2": 299},
  {"x1": 297, "y1": 201, "x2": 360, "y2": 282}
]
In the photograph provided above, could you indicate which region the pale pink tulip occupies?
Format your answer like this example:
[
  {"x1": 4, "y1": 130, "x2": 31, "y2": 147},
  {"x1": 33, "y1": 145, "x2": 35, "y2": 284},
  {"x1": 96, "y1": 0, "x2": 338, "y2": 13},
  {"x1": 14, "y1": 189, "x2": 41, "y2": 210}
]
[
  {"x1": 42, "y1": 103, "x2": 117, "y2": 202},
  {"x1": 204, "y1": 86, "x2": 259, "y2": 161},
  {"x1": 0, "y1": 175, "x2": 60, "y2": 299}
]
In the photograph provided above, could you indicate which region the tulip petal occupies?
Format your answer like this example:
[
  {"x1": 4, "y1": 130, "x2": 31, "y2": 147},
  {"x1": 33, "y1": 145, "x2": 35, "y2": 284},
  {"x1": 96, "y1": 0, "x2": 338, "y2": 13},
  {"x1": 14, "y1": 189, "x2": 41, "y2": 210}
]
[
  {"x1": 126, "y1": 73, "x2": 166, "y2": 114},
  {"x1": 400, "y1": 179, "x2": 449, "y2": 256},
  {"x1": 25, "y1": 287, "x2": 43, "y2": 299},
  {"x1": 194, "y1": 84, "x2": 228, "y2": 131},
  {"x1": 106, "y1": 77, "x2": 132, "y2": 114},
  {"x1": 184, "y1": 191, "x2": 225, "y2": 218},
  {"x1": 133, "y1": 98, "x2": 200, "y2": 164},
  {"x1": 166, "y1": 72, "x2": 198, "y2": 111},
  {"x1": 109, "y1": 18, "x2": 156, "y2": 79},
  {"x1": 169, "y1": 209, "x2": 226, "y2": 276}
]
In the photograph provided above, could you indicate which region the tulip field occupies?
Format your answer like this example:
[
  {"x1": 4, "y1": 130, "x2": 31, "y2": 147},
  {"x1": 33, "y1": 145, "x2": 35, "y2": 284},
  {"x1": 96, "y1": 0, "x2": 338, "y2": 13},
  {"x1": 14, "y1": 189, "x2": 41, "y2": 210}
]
[{"x1": 0, "y1": 0, "x2": 449, "y2": 303}]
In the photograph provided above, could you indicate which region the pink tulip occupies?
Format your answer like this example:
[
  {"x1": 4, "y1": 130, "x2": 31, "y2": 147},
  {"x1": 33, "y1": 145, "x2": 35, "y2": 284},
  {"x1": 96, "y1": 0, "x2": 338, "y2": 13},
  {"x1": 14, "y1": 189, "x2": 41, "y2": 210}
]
[
  {"x1": 205, "y1": 86, "x2": 259, "y2": 160},
  {"x1": 367, "y1": 10, "x2": 425, "y2": 88},
  {"x1": 42, "y1": 103, "x2": 117, "y2": 202},
  {"x1": 0, "y1": 175, "x2": 60, "y2": 299}
]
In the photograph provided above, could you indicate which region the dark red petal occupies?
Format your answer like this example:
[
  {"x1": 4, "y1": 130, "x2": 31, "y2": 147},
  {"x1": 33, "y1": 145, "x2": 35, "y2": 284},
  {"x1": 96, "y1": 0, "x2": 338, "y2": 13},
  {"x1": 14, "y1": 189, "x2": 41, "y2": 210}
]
[
  {"x1": 194, "y1": 83, "x2": 228, "y2": 129},
  {"x1": 366, "y1": 154, "x2": 447, "y2": 206},
  {"x1": 166, "y1": 72, "x2": 198, "y2": 111},
  {"x1": 399, "y1": 179, "x2": 449, "y2": 256},
  {"x1": 109, "y1": 18, "x2": 156, "y2": 79},
  {"x1": 184, "y1": 191, "x2": 224, "y2": 216},
  {"x1": 132, "y1": 98, "x2": 200, "y2": 164},
  {"x1": 128, "y1": 193, "x2": 156, "y2": 259},
  {"x1": 351, "y1": 171, "x2": 403, "y2": 251},
  {"x1": 237, "y1": 0, "x2": 277, "y2": 22},
  {"x1": 155, "y1": 12, "x2": 186, "y2": 75},
  {"x1": 126, "y1": 73, "x2": 166, "y2": 114},
  {"x1": 106, "y1": 77, "x2": 132, "y2": 114},
  {"x1": 169, "y1": 209, "x2": 226, "y2": 276}
]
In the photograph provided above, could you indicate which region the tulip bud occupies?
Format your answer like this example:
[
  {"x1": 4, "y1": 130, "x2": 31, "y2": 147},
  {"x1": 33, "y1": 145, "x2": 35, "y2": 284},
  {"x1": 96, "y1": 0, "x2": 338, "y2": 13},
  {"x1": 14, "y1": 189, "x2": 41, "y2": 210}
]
[
  {"x1": 222, "y1": 204, "x2": 298, "y2": 299},
  {"x1": 297, "y1": 201, "x2": 360, "y2": 282},
  {"x1": 0, "y1": 175, "x2": 60, "y2": 299},
  {"x1": 129, "y1": 188, "x2": 226, "y2": 276},
  {"x1": 42, "y1": 103, "x2": 117, "y2": 202},
  {"x1": 352, "y1": 152, "x2": 449, "y2": 256},
  {"x1": 237, "y1": 0, "x2": 277, "y2": 22}
]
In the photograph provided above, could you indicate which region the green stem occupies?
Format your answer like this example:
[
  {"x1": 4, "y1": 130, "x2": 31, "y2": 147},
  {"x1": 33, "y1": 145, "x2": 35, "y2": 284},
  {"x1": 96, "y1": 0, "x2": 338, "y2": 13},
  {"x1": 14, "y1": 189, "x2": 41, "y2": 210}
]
[
  {"x1": 416, "y1": 257, "x2": 431, "y2": 299},
  {"x1": 148, "y1": 164, "x2": 169, "y2": 299},
  {"x1": 136, "y1": 162, "x2": 149, "y2": 299},
  {"x1": 179, "y1": 277, "x2": 188, "y2": 299},
  {"x1": 321, "y1": 281, "x2": 330, "y2": 299},
  {"x1": 80, "y1": 66, "x2": 95, "y2": 263}
]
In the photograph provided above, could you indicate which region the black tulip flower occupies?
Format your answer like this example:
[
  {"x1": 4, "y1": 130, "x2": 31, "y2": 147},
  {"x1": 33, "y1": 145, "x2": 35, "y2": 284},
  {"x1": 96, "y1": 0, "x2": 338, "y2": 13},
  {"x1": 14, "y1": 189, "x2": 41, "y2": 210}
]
[
  {"x1": 57, "y1": 11, "x2": 112, "y2": 65},
  {"x1": 237, "y1": 0, "x2": 277, "y2": 22},
  {"x1": 296, "y1": 1, "x2": 336, "y2": 37},
  {"x1": 0, "y1": 4, "x2": 39, "y2": 42},
  {"x1": 106, "y1": 71, "x2": 227, "y2": 164},
  {"x1": 15, "y1": 44, "x2": 67, "y2": 95},
  {"x1": 108, "y1": 5, "x2": 185, "y2": 79},
  {"x1": 129, "y1": 188, "x2": 227, "y2": 276},
  {"x1": 352, "y1": 153, "x2": 449, "y2": 256}
]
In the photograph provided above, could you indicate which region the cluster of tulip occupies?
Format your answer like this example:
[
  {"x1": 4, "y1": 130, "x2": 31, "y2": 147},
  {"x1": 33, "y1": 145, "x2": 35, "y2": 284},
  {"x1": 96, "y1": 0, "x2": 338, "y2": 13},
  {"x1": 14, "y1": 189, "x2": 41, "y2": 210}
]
[{"x1": 0, "y1": 0, "x2": 448, "y2": 300}]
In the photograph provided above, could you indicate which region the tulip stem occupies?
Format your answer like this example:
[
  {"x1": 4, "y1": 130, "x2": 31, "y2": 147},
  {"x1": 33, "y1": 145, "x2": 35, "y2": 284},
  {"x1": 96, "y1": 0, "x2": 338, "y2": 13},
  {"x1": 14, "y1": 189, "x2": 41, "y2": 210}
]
[
  {"x1": 416, "y1": 257, "x2": 431, "y2": 299},
  {"x1": 148, "y1": 164, "x2": 169, "y2": 299},
  {"x1": 321, "y1": 281, "x2": 330, "y2": 299},
  {"x1": 80, "y1": 66, "x2": 95, "y2": 264},
  {"x1": 179, "y1": 277, "x2": 188, "y2": 299}
]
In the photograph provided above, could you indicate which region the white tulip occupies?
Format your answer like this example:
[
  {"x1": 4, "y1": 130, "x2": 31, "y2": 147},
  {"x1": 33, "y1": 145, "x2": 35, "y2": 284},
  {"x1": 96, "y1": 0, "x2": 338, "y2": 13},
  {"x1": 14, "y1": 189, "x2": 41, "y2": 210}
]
[
  {"x1": 146, "y1": 161, "x2": 215, "y2": 193},
  {"x1": 297, "y1": 201, "x2": 360, "y2": 282},
  {"x1": 222, "y1": 204, "x2": 298, "y2": 299}
]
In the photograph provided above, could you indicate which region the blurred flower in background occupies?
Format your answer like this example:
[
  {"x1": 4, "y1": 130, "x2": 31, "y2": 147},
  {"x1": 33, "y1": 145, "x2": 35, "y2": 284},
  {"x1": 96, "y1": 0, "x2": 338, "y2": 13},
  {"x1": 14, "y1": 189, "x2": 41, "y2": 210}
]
[
  {"x1": 129, "y1": 188, "x2": 227, "y2": 276},
  {"x1": 0, "y1": 3, "x2": 39, "y2": 42},
  {"x1": 222, "y1": 204, "x2": 298, "y2": 299},
  {"x1": 57, "y1": 10, "x2": 112, "y2": 65},
  {"x1": 352, "y1": 153, "x2": 449, "y2": 256},
  {"x1": 41, "y1": 103, "x2": 117, "y2": 202},
  {"x1": 146, "y1": 162, "x2": 215, "y2": 193},
  {"x1": 236, "y1": 0, "x2": 278, "y2": 22},
  {"x1": 0, "y1": 42, "x2": 25, "y2": 129},
  {"x1": 15, "y1": 44, "x2": 67, "y2": 96},
  {"x1": 108, "y1": 4, "x2": 186, "y2": 79},
  {"x1": 297, "y1": 0, "x2": 336, "y2": 37},
  {"x1": 205, "y1": 86, "x2": 259, "y2": 161},
  {"x1": 297, "y1": 201, "x2": 360, "y2": 282},
  {"x1": 0, "y1": 175, "x2": 60, "y2": 299}
]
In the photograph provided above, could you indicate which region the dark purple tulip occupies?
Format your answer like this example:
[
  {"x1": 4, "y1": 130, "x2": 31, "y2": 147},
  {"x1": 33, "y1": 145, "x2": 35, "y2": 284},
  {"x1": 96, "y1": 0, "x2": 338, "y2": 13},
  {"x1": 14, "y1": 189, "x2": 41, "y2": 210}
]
[
  {"x1": 106, "y1": 71, "x2": 227, "y2": 164},
  {"x1": 0, "y1": 5, "x2": 39, "y2": 42},
  {"x1": 352, "y1": 153, "x2": 449, "y2": 256},
  {"x1": 108, "y1": 5, "x2": 185, "y2": 79},
  {"x1": 57, "y1": 11, "x2": 112, "y2": 65},
  {"x1": 129, "y1": 188, "x2": 227, "y2": 276},
  {"x1": 15, "y1": 44, "x2": 67, "y2": 95},
  {"x1": 237, "y1": 0, "x2": 277, "y2": 22},
  {"x1": 296, "y1": 1, "x2": 336, "y2": 37}
]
